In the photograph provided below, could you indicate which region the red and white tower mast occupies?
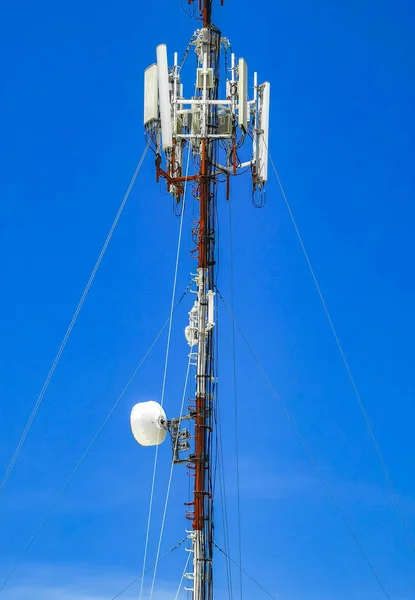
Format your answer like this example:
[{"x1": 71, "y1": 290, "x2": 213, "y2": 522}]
[{"x1": 132, "y1": 2, "x2": 270, "y2": 599}]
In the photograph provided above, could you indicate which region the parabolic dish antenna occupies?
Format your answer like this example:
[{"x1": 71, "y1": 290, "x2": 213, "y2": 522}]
[{"x1": 130, "y1": 400, "x2": 167, "y2": 446}]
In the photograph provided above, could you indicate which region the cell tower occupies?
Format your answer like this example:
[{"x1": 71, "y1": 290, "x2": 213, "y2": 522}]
[{"x1": 131, "y1": 1, "x2": 270, "y2": 599}]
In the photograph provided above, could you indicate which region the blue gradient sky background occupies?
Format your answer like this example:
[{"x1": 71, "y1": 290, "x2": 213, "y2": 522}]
[{"x1": 1, "y1": 0, "x2": 415, "y2": 598}]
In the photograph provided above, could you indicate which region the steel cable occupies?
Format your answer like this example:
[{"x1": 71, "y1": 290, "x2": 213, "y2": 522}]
[
  {"x1": 217, "y1": 290, "x2": 393, "y2": 600},
  {"x1": 0, "y1": 143, "x2": 150, "y2": 500},
  {"x1": 265, "y1": 143, "x2": 415, "y2": 556},
  {"x1": 0, "y1": 288, "x2": 189, "y2": 593},
  {"x1": 139, "y1": 144, "x2": 191, "y2": 600}
]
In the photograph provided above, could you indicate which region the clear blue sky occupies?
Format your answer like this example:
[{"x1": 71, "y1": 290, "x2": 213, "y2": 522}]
[{"x1": 0, "y1": 0, "x2": 415, "y2": 598}]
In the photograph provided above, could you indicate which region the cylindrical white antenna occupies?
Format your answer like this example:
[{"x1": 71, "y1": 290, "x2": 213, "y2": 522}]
[
  {"x1": 144, "y1": 64, "x2": 158, "y2": 126},
  {"x1": 238, "y1": 58, "x2": 248, "y2": 128},
  {"x1": 254, "y1": 71, "x2": 258, "y2": 102},
  {"x1": 156, "y1": 44, "x2": 173, "y2": 150},
  {"x1": 207, "y1": 291, "x2": 215, "y2": 328},
  {"x1": 257, "y1": 82, "x2": 271, "y2": 185}
]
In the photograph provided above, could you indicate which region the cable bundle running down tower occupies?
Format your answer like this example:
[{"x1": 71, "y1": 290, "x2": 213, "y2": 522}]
[{"x1": 130, "y1": 2, "x2": 270, "y2": 599}]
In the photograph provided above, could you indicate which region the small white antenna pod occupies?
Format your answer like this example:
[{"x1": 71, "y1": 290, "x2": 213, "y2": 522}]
[{"x1": 130, "y1": 401, "x2": 167, "y2": 447}]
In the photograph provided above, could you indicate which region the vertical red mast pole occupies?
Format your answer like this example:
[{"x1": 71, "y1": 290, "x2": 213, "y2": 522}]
[
  {"x1": 194, "y1": 137, "x2": 208, "y2": 531},
  {"x1": 202, "y1": 0, "x2": 212, "y2": 27},
  {"x1": 191, "y1": 2, "x2": 215, "y2": 599}
]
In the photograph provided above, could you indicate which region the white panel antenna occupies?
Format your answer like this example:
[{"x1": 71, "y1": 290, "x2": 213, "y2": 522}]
[
  {"x1": 144, "y1": 64, "x2": 158, "y2": 126},
  {"x1": 185, "y1": 301, "x2": 199, "y2": 347},
  {"x1": 207, "y1": 290, "x2": 215, "y2": 329},
  {"x1": 191, "y1": 104, "x2": 201, "y2": 136},
  {"x1": 238, "y1": 58, "x2": 248, "y2": 129},
  {"x1": 197, "y1": 68, "x2": 214, "y2": 89},
  {"x1": 156, "y1": 44, "x2": 173, "y2": 150},
  {"x1": 257, "y1": 81, "x2": 270, "y2": 186},
  {"x1": 191, "y1": 104, "x2": 201, "y2": 152}
]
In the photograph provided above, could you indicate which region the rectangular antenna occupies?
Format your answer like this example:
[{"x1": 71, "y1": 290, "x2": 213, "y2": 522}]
[
  {"x1": 257, "y1": 82, "x2": 270, "y2": 185},
  {"x1": 197, "y1": 68, "x2": 214, "y2": 89},
  {"x1": 238, "y1": 58, "x2": 248, "y2": 129},
  {"x1": 144, "y1": 64, "x2": 158, "y2": 126},
  {"x1": 207, "y1": 291, "x2": 215, "y2": 328},
  {"x1": 191, "y1": 93, "x2": 201, "y2": 135},
  {"x1": 156, "y1": 44, "x2": 173, "y2": 150}
]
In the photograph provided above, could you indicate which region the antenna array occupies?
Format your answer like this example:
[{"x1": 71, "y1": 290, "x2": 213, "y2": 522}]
[{"x1": 144, "y1": 36, "x2": 270, "y2": 199}]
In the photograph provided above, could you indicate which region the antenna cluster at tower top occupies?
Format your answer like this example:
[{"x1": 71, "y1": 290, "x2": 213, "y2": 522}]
[{"x1": 143, "y1": 26, "x2": 270, "y2": 202}]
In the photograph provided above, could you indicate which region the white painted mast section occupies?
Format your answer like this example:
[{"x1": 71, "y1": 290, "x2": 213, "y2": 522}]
[
  {"x1": 194, "y1": 268, "x2": 207, "y2": 600},
  {"x1": 257, "y1": 81, "x2": 271, "y2": 186},
  {"x1": 192, "y1": 30, "x2": 211, "y2": 600}
]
